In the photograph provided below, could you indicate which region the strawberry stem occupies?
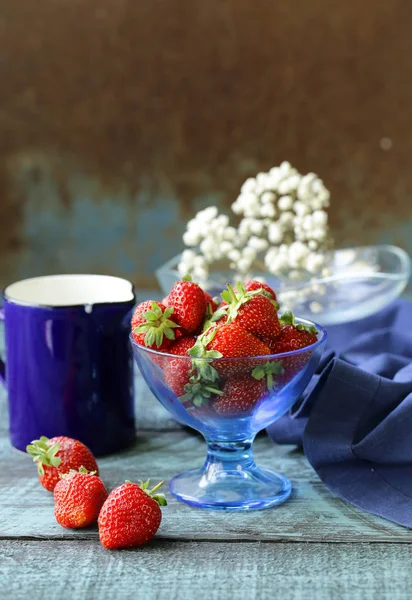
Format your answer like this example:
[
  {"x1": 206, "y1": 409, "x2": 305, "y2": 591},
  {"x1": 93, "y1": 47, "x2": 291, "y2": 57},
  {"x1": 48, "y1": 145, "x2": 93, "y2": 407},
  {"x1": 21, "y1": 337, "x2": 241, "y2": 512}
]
[
  {"x1": 137, "y1": 479, "x2": 168, "y2": 506},
  {"x1": 252, "y1": 361, "x2": 284, "y2": 390},
  {"x1": 134, "y1": 301, "x2": 179, "y2": 347},
  {"x1": 147, "y1": 480, "x2": 164, "y2": 495},
  {"x1": 26, "y1": 436, "x2": 62, "y2": 476},
  {"x1": 280, "y1": 311, "x2": 317, "y2": 334}
]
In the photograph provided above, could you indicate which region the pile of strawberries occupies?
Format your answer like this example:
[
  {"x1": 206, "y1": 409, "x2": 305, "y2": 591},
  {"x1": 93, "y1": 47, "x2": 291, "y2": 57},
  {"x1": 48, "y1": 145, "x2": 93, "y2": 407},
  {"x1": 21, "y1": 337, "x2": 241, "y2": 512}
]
[
  {"x1": 26, "y1": 436, "x2": 167, "y2": 549},
  {"x1": 132, "y1": 276, "x2": 318, "y2": 416}
]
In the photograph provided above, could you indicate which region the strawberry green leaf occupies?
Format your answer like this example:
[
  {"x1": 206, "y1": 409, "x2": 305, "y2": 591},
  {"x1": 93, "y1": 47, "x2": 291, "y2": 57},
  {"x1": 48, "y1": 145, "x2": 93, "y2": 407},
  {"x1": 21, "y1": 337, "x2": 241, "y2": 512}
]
[
  {"x1": 279, "y1": 311, "x2": 295, "y2": 326},
  {"x1": 141, "y1": 310, "x2": 159, "y2": 321},
  {"x1": 211, "y1": 308, "x2": 227, "y2": 323},
  {"x1": 145, "y1": 329, "x2": 156, "y2": 347},
  {"x1": 251, "y1": 366, "x2": 265, "y2": 380},
  {"x1": 220, "y1": 290, "x2": 232, "y2": 304},
  {"x1": 155, "y1": 330, "x2": 163, "y2": 347},
  {"x1": 192, "y1": 361, "x2": 220, "y2": 382},
  {"x1": 134, "y1": 324, "x2": 152, "y2": 333},
  {"x1": 295, "y1": 323, "x2": 318, "y2": 334},
  {"x1": 252, "y1": 361, "x2": 284, "y2": 390},
  {"x1": 163, "y1": 306, "x2": 175, "y2": 319},
  {"x1": 26, "y1": 437, "x2": 62, "y2": 474},
  {"x1": 236, "y1": 281, "x2": 246, "y2": 296},
  {"x1": 154, "y1": 495, "x2": 167, "y2": 506},
  {"x1": 163, "y1": 327, "x2": 176, "y2": 340},
  {"x1": 188, "y1": 343, "x2": 205, "y2": 358}
]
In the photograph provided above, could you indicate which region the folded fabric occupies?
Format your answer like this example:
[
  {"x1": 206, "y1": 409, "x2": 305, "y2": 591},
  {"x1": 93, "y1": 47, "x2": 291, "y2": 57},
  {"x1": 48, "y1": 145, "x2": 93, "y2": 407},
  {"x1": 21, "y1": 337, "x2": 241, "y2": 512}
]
[{"x1": 267, "y1": 299, "x2": 412, "y2": 528}]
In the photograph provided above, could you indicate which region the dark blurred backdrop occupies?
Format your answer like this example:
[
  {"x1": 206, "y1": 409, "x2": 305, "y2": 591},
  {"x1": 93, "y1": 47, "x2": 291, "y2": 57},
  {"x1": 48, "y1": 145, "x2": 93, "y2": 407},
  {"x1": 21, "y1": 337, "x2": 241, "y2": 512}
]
[{"x1": 1, "y1": 0, "x2": 412, "y2": 289}]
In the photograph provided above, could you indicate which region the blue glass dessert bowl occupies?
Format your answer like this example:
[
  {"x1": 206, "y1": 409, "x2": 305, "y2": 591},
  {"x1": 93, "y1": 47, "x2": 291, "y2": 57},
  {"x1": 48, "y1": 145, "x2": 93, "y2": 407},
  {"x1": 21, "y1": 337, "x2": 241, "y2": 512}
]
[{"x1": 130, "y1": 317, "x2": 327, "y2": 511}]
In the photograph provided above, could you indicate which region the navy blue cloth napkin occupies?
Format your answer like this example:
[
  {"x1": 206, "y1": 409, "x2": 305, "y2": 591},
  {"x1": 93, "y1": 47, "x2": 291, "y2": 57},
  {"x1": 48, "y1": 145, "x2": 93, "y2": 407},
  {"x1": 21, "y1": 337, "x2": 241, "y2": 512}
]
[{"x1": 267, "y1": 299, "x2": 412, "y2": 528}]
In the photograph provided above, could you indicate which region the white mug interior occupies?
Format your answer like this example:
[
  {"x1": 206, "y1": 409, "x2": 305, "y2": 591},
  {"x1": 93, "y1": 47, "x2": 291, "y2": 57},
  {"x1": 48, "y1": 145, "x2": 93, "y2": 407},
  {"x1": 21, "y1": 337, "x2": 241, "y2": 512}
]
[{"x1": 4, "y1": 274, "x2": 135, "y2": 308}]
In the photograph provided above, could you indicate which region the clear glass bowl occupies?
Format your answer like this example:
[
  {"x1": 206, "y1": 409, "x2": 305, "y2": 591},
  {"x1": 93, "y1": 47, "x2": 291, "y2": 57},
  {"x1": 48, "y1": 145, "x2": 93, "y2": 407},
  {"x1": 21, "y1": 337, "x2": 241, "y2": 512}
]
[
  {"x1": 130, "y1": 320, "x2": 327, "y2": 510},
  {"x1": 156, "y1": 245, "x2": 410, "y2": 325}
]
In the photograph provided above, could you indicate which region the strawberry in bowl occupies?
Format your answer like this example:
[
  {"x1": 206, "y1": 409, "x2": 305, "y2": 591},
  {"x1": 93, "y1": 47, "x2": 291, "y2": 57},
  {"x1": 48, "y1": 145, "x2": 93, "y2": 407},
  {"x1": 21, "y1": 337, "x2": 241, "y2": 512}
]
[{"x1": 130, "y1": 277, "x2": 327, "y2": 511}]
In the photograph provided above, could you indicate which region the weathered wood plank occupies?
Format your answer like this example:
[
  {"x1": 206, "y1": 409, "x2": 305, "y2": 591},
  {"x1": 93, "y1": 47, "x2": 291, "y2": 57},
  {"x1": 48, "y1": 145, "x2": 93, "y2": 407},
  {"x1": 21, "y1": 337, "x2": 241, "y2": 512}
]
[
  {"x1": 0, "y1": 540, "x2": 411, "y2": 600},
  {"x1": 0, "y1": 429, "x2": 409, "y2": 542}
]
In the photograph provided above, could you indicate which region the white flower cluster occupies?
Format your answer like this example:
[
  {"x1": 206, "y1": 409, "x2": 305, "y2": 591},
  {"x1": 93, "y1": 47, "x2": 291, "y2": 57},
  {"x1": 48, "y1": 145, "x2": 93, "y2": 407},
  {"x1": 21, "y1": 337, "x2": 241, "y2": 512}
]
[{"x1": 178, "y1": 161, "x2": 331, "y2": 282}]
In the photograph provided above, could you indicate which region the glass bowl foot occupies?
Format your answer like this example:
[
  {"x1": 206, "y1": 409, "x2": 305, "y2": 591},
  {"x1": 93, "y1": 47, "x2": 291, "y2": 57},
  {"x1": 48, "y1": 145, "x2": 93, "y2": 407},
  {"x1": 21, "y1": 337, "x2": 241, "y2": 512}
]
[{"x1": 169, "y1": 466, "x2": 291, "y2": 511}]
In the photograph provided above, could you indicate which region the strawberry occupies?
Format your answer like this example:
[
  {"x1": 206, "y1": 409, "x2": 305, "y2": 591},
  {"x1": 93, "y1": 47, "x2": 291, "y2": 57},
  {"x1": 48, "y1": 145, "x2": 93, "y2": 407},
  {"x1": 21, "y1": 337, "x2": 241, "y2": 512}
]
[
  {"x1": 54, "y1": 467, "x2": 108, "y2": 529},
  {"x1": 169, "y1": 336, "x2": 196, "y2": 356},
  {"x1": 98, "y1": 480, "x2": 167, "y2": 549},
  {"x1": 272, "y1": 311, "x2": 318, "y2": 353},
  {"x1": 164, "y1": 356, "x2": 222, "y2": 407},
  {"x1": 189, "y1": 323, "x2": 271, "y2": 377},
  {"x1": 131, "y1": 301, "x2": 179, "y2": 351},
  {"x1": 164, "y1": 357, "x2": 192, "y2": 397},
  {"x1": 213, "y1": 359, "x2": 284, "y2": 416},
  {"x1": 26, "y1": 436, "x2": 99, "y2": 492},
  {"x1": 220, "y1": 280, "x2": 278, "y2": 306},
  {"x1": 244, "y1": 280, "x2": 277, "y2": 302},
  {"x1": 215, "y1": 283, "x2": 281, "y2": 347},
  {"x1": 214, "y1": 376, "x2": 268, "y2": 416},
  {"x1": 167, "y1": 275, "x2": 206, "y2": 334},
  {"x1": 165, "y1": 289, "x2": 216, "y2": 317},
  {"x1": 204, "y1": 291, "x2": 218, "y2": 313},
  {"x1": 206, "y1": 323, "x2": 271, "y2": 358},
  {"x1": 271, "y1": 311, "x2": 318, "y2": 379}
]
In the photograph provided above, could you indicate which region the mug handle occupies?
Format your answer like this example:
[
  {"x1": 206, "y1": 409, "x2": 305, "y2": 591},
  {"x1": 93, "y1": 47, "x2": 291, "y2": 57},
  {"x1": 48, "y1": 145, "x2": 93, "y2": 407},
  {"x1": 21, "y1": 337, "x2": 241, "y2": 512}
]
[{"x1": 0, "y1": 308, "x2": 5, "y2": 386}]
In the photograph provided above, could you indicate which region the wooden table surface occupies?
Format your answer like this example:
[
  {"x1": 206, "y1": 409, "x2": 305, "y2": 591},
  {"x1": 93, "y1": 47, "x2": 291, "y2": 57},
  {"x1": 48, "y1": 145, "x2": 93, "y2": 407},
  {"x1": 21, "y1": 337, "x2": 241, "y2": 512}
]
[{"x1": 1, "y1": 372, "x2": 411, "y2": 599}]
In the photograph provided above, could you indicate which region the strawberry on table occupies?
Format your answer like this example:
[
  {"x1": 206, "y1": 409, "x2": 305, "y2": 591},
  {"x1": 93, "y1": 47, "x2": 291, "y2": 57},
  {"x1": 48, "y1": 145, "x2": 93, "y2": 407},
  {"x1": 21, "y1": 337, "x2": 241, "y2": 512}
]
[
  {"x1": 132, "y1": 300, "x2": 180, "y2": 351},
  {"x1": 215, "y1": 283, "x2": 281, "y2": 347},
  {"x1": 54, "y1": 467, "x2": 108, "y2": 529},
  {"x1": 167, "y1": 275, "x2": 207, "y2": 334},
  {"x1": 98, "y1": 479, "x2": 167, "y2": 549},
  {"x1": 26, "y1": 436, "x2": 99, "y2": 492}
]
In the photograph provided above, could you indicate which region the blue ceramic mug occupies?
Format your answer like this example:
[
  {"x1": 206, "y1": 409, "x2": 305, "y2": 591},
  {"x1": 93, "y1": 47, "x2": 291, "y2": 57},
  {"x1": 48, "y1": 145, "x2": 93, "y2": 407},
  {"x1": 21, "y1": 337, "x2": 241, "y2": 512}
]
[{"x1": 0, "y1": 274, "x2": 136, "y2": 456}]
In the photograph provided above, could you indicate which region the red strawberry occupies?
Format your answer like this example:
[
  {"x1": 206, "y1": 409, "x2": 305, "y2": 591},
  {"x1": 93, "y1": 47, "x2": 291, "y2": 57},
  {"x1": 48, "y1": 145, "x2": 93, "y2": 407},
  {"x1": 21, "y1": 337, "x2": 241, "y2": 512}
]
[
  {"x1": 26, "y1": 436, "x2": 99, "y2": 492},
  {"x1": 164, "y1": 357, "x2": 192, "y2": 397},
  {"x1": 244, "y1": 280, "x2": 277, "y2": 302},
  {"x1": 214, "y1": 376, "x2": 268, "y2": 416},
  {"x1": 220, "y1": 280, "x2": 277, "y2": 305},
  {"x1": 189, "y1": 323, "x2": 271, "y2": 377},
  {"x1": 131, "y1": 301, "x2": 179, "y2": 351},
  {"x1": 98, "y1": 480, "x2": 167, "y2": 549},
  {"x1": 169, "y1": 336, "x2": 196, "y2": 356},
  {"x1": 204, "y1": 292, "x2": 218, "y2": 313},
  {"x1": 217, "y1": 283, "x2": 281, "y2": 347},
  {"x1": 271, "y1": 312, "x2": 318, "y2": 378},
  {"x1": 54, "y1": 467, "x2": 108, "y2": 529},
  {"x1": 206, "y1": 323, "x2": 271, "y2": 358},
  {"x1": 167, "y1": 276, "x2": 206, "y2": 334},
  {"x1": 272, "y1": 311, "x2": 318, "y2": 353},
  {"x1": 162, "y1": 295, "x2": 169, "y2": 306},
  {"x1": 164, "y1": 356, "x2": 222, "y2": 408}
]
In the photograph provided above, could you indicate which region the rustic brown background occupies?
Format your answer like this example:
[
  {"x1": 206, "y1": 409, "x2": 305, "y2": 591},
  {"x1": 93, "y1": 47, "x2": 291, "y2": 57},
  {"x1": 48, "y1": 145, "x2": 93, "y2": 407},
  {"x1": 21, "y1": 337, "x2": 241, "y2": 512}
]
[{"x1": 1, "y1": 0, "x2": 412, "y2": 289}]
